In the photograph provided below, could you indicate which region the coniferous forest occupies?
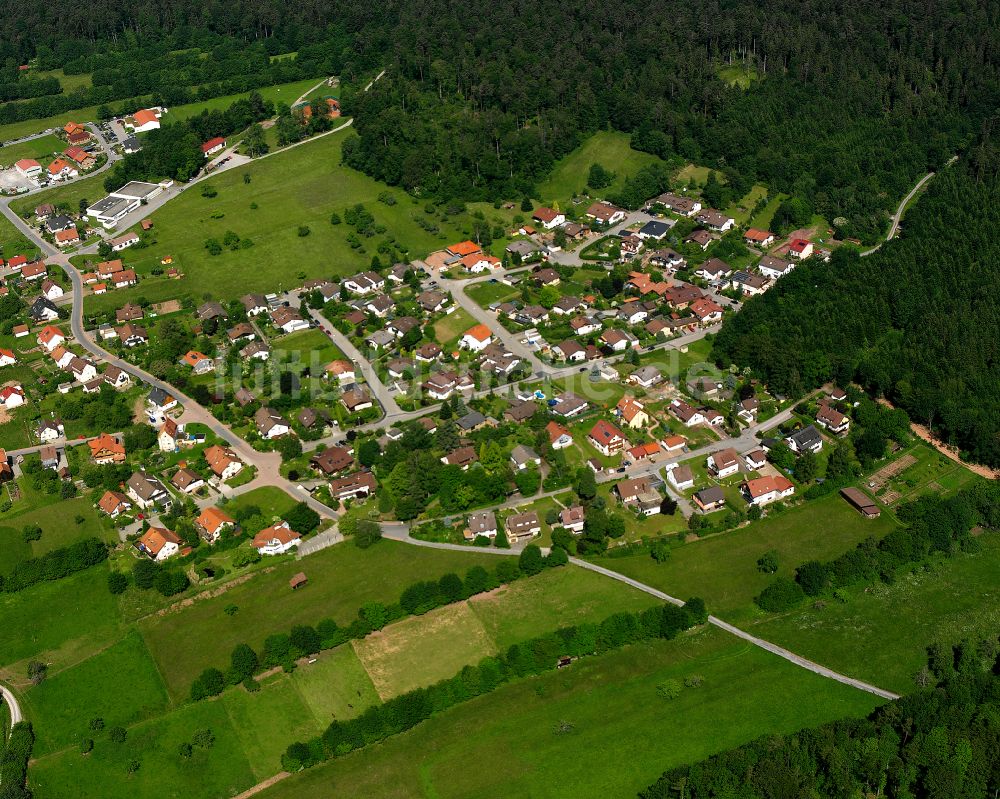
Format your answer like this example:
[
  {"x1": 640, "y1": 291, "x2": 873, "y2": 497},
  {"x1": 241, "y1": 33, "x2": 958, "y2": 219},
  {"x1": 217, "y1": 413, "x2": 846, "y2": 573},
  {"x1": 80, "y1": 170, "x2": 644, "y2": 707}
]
[
  {"x1": 640, "y1": 636, "x2": 1000, "y2": 799},
  {"x1": 713, "y1": 155, "x2": 1000, "y2": 466},
  {"x1": 3, "y1": 0, "x2": 1000, "y2": 241}
]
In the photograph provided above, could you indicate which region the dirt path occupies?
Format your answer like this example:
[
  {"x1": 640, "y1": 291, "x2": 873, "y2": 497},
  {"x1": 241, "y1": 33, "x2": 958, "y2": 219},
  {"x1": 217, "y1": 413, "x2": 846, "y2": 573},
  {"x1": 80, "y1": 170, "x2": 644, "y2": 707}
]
[
  {"x1": 231, "y1": 772, "x2": 290, "y2": 799},
  {"x1": 909, "y1": 422, "x2": 998, "y2": 479}
]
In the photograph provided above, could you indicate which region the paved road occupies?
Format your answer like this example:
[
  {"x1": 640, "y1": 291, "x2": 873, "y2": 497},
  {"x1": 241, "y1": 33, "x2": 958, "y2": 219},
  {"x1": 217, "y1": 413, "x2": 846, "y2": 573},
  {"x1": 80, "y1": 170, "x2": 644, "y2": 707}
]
[
  {"x1": 0, "y1": 683, "x2": 23, "y2": 733},
  {"x1": 305, "y1": 305, "x2": 402, "y2": 418},
  {"x1": 860, "y1": 171, "x2": 935, "y2": 257},
  {"x1": 3, "y1": 432, "x2": 120, "y2": 459},
  {"x1": 570, "y1": 558, "x2": 900, "y2": 700}
]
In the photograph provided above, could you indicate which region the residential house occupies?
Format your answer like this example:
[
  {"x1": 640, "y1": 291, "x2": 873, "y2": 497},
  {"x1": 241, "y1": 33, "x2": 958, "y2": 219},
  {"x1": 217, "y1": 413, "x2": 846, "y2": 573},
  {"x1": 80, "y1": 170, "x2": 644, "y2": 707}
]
[
  {"x1": 629, "y1": 365, "x2": 663, "y2": 389},
  {"x1": 460, "y1": 324, "x2": 493, "y2": 352},
  {"x1": 158, "y1": 418, "x2": 179, "y2": 451},
  {"x1": 147, "y1": 387, "x2": 178, "y2": 413},
  {"x1": 365, "y1": 329, "x2": 396, "y2": 351},
  {"x1": 241, "y1": 294, "x2": 269, "y2": 316},
  {"x1": 737, "y1": 397, "x2": 759, "y2": 423},
  {"x1": 0, "y1": 348, "x2": 16, "y2": 368},
  {"x1": 325, "y1": 360, "x2": 356, "y2": 383},
  {"x1": 182, "y1": 350, "x2": 214, "y2": 374},
  {"x1": 600, "y1": 328, "x2": 638, "y2": 352},
  {"x1": 68, "y1": 356, "x2": 98, "y2": 383},
  {"x1": 47, "y1": 158, "x2": 78, "y2": 181},
  {"x1": 653, "y1": 193, "x2": 701, "y2": 217},
  {"x1": 758, "y1": 255, "x2": 794, "y2": 280},
  {"x1": 30, "y1": 297, "x2": 59, "y2": 322},
  {"x1": 0, "y1": 385, "x2": 25, "y2": 409},
  {"x1": 663, "y1": 283, "x2": 704, "y2": 309},
  {"x1": 731, "y1": 271, "x2": 770, "y2": 296},
  {"x1": 41, "y1": 279, "x2": 63, "y2": 301},
  {"x1": 648, "y1": 248, "x2": 685, "y2": 270},
  {"x1": 504, "y1": 399, "x2": 538, "y2": 423},
  {"x1": 116, "y1": 303, "x2": 144, "y2": 322},
  {"x1": 743, "y1": 449, "x2": 768, "y2": 471},
  {"x1": 743, "y1": 228, "x2": 775, "y2": 247},
  {"x1": 552, "y1": 296, "x2": 585, "y2": 316},
  {"x1": 415, "y1": 342, "x2": 442, "y2": 362},
  {"x1": 116, "y1": 323, "x2": 148, "y2": 347},
  {"x1": 616, "y1": 396, "x2": 649, "y2": 429},
  {"x1": 202, "y1": 136, "x2": 227, "y2": 157},
  {"x1": 532, "y1": 268, "x2": 561, "y2": 286},
  {"x1": 464, "y1": 511, "x2": 498, "y2": 540},
  {"x1": 456, "y1": 411, "x2": 489, "y2": 432},
  {"x1": 227, "y1": 322, "x2": 255, "y2": 343},
  {"x1": 112, "y1": 269, "x2": 137, "y2": 288},
  {"x1": 618, "y1": 301, "x2": 650, "y2": 325},
  {"x1": 97, "y1": 490, "x2": 132, "y2": 518},
  {"x1": 126, "y1": 471, "x2": 171, "y2": 510},
  {"x1": 37, "y1": 418, "x2": 64, "y2": 442},
  {"x1": 341, "y1": 386, "x2": 374, "y2": 413},
  {"x1": 690, "y1": 297, "x2": 724, "y2": 325},
  {"x1": 171, "y1": 468, "x2": 205, "y2": 494},
  {"x1": 694, "y1": 258, "x2": 733, "y2": 283},
  {"x1": 252, "y1": 521, "x2": 301, "y2": 555},
  {"x1": 329, "y1": 471, "x2": 377, "y2": 501},
  {"x1": 661, "y1": 434, "x2": 687, "y2": 454},
  {"x1": 559, "y1": 506, "x2": 586, "y2": 533},
  {"x1": 88, "y1": 433, "x2": 126, "y2": 465},
  {"x1": 553, "y1": 340, "x2": 585, "y2": 362},
  {"x1": 787, "y1": 238, "x2": 814, "y2": 259},
  {"x1": 685, "y1": 229, "x2": 714, "y2": 250},
  {"x1": 741, "y1": 475, "x2": 795, "y2": 506},
  {"x1": 422, "y1": 371, "x2": 473, "y2": 401},
  {"x1": 585, "y1": 201, "x2": 626, "y2": 225},
  {"x1": 343, "y1": 271, "x2": 385, "y2": 295},
  {"x1": 667, "y1": 464, "x2": 695, "y2": 491},
  {"x1": 416, "y1": 290, "x2": 448, "y2": 313},
  {"x1": 136, "y1": 527, "x2": 182, "y2": 561},
  {"x1": 532, "y1": 207, "x2": 565, "y2": 229},
  {"x1": 504, "y1": 511, "x2": 541, "y2": 542},
  {"x1": 204, "y1": 445, "x2": 244, "y2": 480},
  {"x1": 570, "y1": 315, "x2": 602, "y2": 336},
  {"x1": 707, "y1": 448, "x2": 741, "y2": 478},
  {"x1": 787, "y1": 425, "x2": 823, "y2": 454},
  {"x1": 588, "y1": 420, "x2": 628, "y2": 457},
  {"x1": 14, "y1": 158, "x2": 42, "y2": 178},
  {"x1": 670, "y1": 399, "x2": 704, "y2": 426},
  {"x1": 128, "y1": 109, "x2": 161, "y2": 132},
  {"x1": 637, "y1": 219, "x2": 672, "y2": 240},
  {"x1": 310, "y1": 446, "x2": 354, "y2": 475},
  {"x1": 693, "y1": 486, "x2": 726, "y2": 511},
  {"x1": 694, "y1": 209, "x2": 735, "y2": 231},
  {"x1": 816, "y1": 403, "x2": 850, "y2": 434},
  {"x1": 271, "y1": 306, "x2": 309, "y2": 333},
  {"x1": 509, "y1": 444, "x2": 541, "y2": 471},
  {"x1": 441, "y1": 446, "x2": 478, "y2": 470},
  {"x1": 614, "y1": 476, "x2": 662, "y2": 516},
  {"x1": 255, "y1": 407, "x2": 291, "y2": 439},
  {"x1": 551, "y1": 393, "x2": 588, "y2": 417},
  {"x1": 546, "y1": 421, "x2": 573, "y2": 449},
  {"x1": 364, "y1": 293, "x2": 395, "y2": 317},
  {"x1": 22, "y1": 261, "x2": 47, "y2": 281},
  {"x1": 387, "y1": 316, "x2": 419, "y2": 339},
  {"x1": 195, "y1": 506, "x2": 236, "y2": 543}
]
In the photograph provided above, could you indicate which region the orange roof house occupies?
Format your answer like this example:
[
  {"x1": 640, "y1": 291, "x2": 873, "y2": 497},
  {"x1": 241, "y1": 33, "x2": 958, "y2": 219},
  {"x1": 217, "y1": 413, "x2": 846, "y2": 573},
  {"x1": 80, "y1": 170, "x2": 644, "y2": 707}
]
[
  {"x1": 64, "y1": 122, "x2": 86, "y2": 136},
  {"x1": 132, "y1": 109, "x2": 158, "y2": 127},
  {"x1": 88, "y1": 433, "x2": 126, "y2": 464},
  {"x1": 195, "y1": 506, "x2": 236, "y2": 541},
  {"x1": 446, "y1": 240, "x2": 481, "y2": 258}
]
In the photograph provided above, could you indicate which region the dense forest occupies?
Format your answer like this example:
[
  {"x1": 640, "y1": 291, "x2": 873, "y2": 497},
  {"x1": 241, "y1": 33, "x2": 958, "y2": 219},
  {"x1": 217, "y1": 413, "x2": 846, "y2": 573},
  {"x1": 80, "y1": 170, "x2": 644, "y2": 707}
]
[
  {"x1": 713, "y1": 153, "x2": 1000, "y2": 466},
  {"x1": 640, "y1": 634, "x2": 1000, "y2": 798},
  {"x1": 3, "y1": 0, "x2": 1000, "y2": 240}
]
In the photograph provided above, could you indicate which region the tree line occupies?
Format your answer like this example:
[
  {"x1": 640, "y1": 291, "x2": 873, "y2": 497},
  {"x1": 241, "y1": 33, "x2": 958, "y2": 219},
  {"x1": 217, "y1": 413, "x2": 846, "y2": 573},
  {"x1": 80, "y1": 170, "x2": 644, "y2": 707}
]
[
  {"x1": 714, "y1": 153, "x2": 1000, "y2": 466},
  {"x1": 640, "y1": 633, "x2": 1000, "y2": 798},
  {"x1": 189, "y1": 545, "x2": 568, "y2": 700},
  {"x1": 283, "y1": 599, "x2": 705, "y2": 771},
  {"x1": 0, "y1": 722, "x2": 34, "y2": 799},
  {"x1": 756, "y1": 481, "x2": 999, "y2": 612},
  {"x1": 0, "y1": 538, "x2": 107, "y2": 594}
]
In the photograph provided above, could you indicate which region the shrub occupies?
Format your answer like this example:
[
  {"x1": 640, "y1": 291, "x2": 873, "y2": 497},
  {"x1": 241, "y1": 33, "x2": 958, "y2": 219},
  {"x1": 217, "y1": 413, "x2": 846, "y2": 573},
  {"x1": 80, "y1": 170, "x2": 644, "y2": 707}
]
[
  {"x1": 107, "y1": 572, "x2": 128, "y2": 594},
  {"x1": 755, "y1": 577, "x2": 806, "y2": 612},
  {"x1": 108, "y1": 726, "x2": 127, "y2": 743},
  {"x1": 657, "y1": 679, "x2": 683, "y2": 699}
]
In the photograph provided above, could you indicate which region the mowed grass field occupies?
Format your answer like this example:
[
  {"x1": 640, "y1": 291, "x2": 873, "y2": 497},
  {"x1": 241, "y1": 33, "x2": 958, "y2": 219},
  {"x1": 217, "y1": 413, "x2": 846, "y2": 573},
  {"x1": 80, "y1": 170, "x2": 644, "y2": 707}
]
[
  {"x1": 0, "y1": 133, "x2": 65, "y2": 166},
  {"x1": 82, "y1": 128, "x2": 473, "y2": 314},
  {"x1": 257, "y1": 626, "x2": 883, "y2": 799},
  {"x1": 354, "y1": 602, "x2": 496, "y2": 699},
  {"x1": 753, "y1": 534, "x2": 1000, "y2": 694},
  {"x1": 167, "y1": 77, "x2": 324, "y2": 123},
  {"x1": 139, "y1": 541, "x2": 504, "y2": 700},
  {"x1": 536, "y1": 130, "x2": 663, "y2": 203},
  {"x1": 22, "y1": 632, "x2": 170, "y2": 756},
  {"x1": 10, "y1": 170, "x2": 106, "y2": 218},
  {"x1": 0, "y1": 213, "x2": 40, "y2": 260},
  {"x1": 603, "y1": 491, "x2": 899, "y2": 622}
]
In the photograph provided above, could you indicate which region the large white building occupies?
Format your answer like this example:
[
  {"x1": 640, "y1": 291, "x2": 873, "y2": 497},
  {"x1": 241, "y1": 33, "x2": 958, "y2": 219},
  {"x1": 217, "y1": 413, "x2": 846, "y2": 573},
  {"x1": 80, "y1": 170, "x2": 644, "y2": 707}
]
[{"x1": 86, "y1": 181, "x2": 165, "y2": 229}]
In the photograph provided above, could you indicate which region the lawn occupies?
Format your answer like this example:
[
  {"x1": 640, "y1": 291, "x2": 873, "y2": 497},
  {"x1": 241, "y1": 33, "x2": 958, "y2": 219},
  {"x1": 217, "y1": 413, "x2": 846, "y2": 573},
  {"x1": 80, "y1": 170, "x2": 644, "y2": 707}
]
[
  {"x1": 674, "y1": 163, "x2": 718, "y2": 187},
  {"x1": 0, "y1": 213, "x2": 40, "y2": 261},
  {"x1": 81, "y1": 128, "x2": 474, "y2": 314},
  {"x1": 35, "y1": 69, "x2": 94, "y2": 93},
  {"x1": 224, "y1": 486, "x2": 299, "y2": 519},
  {"x1": 272, "y1": 328, "x2": 344, "y2": 373},
  {"x1": 468, "y1": 564, "x2": 660, "y2": 647},
  {"x1": 602, "y1": 491, "x2": 899, "y2": 622},
  {"x1": 465, "y1": 281, "x2": 518, "y2": 309},
  {"x1": 10, "y1": 170, "x2": 107, "y2": 218},
  {"x1": 352, "y1": 602, "x2": 496, "y2": 699},
  {"x1": 28, "y1": 696, "x2": 257, "y2": 799},
  {"x1": 0, "y1": 565, "x2": 121, "y2": 677},
  {"x1": 290, "y1": 644, "x2": 380, "y2": 726},
  {"x1": 753, "y1": 534, "x2": 1000, "y2": 694},
  {"x1": 0, "y1": 134, "x2": 64, "y2": 167},
  {"x1": 256, "y1": 626, "x2": 882, "y2": 799},
  {"x1": 168, "y1": 77, "x2": 325, "y2": 123},
  {"x1": 723, "y1": 183, "x2": 768, "y2": 225},
  {"x1": 749, "y1": 191, "x2": 787, "y2": 232},
  {"x1": 433, "y1": 307, "x2": 477, "y2": 349},
  {"x1": 22, "y1": 632, "x2": 170, "y2": 756},
  {"x1": 536, "y1": 130, "x2": 664, "y2": 203},
  {"x1": 222, "y1": 676, "x2": 325, "y2": 779},
  {"x1": 138, "y1": 540, "x2": 499, "y2": 700}
]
